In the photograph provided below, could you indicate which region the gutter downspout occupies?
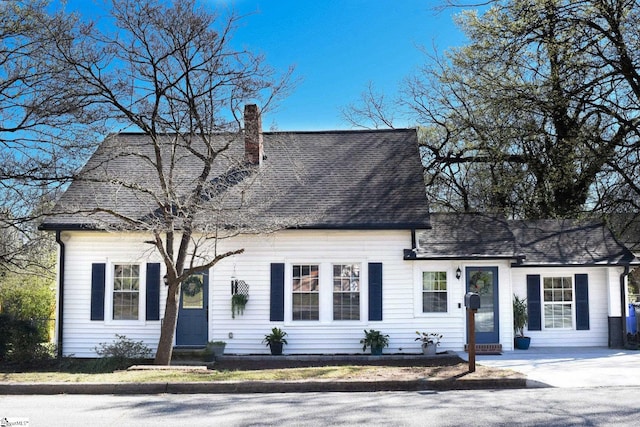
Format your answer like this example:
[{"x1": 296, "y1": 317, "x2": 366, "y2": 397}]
[
  {"x1": 620, "y1": 265, "x2": 630, "y2": 348},
  {"x1": 55, "y1": 231, "x2": 65, "y2": 359}
]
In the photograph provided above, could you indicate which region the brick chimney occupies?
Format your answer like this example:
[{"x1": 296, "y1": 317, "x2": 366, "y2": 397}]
[{"x1": 244, "y1": 104, "x2": 263, "y2": 165}]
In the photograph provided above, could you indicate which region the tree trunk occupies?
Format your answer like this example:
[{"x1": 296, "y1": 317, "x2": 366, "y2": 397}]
[{"x1": 154, "y1": 282, "x2": 180, "y2": 365}]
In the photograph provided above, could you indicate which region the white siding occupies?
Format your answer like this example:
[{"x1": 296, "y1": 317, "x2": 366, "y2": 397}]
[
  {"x1": 60, "y1": 231, "x2": 166, "y2": 357},
  {"x1": 511, "y1": 266, "x2": 623, "y2": 347},
  {"x1": 211, "y1": 230, "x2": 437, "y2": 355},
  {"x1": 58, "y1": 229, "x2": 624, "y2": 357}
]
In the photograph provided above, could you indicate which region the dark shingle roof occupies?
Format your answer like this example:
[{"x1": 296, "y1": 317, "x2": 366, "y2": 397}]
[
  {"x1": 412, "y1": 213, "x2": 519, "y2": 259},
  {"x1": 410, "y1": 213, "x2": 637, "y2": 266},
  {"x1": 604, "y1": 213, "x2": 640, "y2": 254},
  {"x1": 510, "y1": 219, "x2": 638, "y2": 266},
  {"x1": 41, "y1": 129, "x2": 431, "y2": 231}
]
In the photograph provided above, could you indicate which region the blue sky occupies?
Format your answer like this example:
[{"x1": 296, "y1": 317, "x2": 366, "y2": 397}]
[{"x1": 64, "y1": 0, "x2": 469, "y2": 131}]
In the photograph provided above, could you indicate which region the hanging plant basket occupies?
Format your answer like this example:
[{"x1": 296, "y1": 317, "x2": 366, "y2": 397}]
[
  {"x1": 231, "y1": 279, "x2": 249, "y2": 318},
  {"x1": 231, "y1": 293, "x2": 248, "y2": 318}
]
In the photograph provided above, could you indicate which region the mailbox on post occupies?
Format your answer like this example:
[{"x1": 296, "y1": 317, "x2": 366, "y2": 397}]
[
  {"x1": 465, "y1": 292, "x2": 480, "y2": 373},
  {"x1": 464, "y1": 292, "x2": 480, "y2": 310}
]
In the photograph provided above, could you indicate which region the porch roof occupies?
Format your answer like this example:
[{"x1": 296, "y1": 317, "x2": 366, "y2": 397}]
[{"x1": 407, "y1": 213, "x2": 638, "y2": 266}]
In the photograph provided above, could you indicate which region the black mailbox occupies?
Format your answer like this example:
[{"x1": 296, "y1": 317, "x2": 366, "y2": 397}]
[{"x1": 464, "y1": 292, "x2": 481, "y2": 310}]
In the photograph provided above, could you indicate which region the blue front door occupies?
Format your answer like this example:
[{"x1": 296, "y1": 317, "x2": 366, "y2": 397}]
[
  {"x1": 466, "y1": 267, "x2": 499, "y2": 343},
  {"x1": 176, "y1": 272, "x2": 208, "y2": 346}
]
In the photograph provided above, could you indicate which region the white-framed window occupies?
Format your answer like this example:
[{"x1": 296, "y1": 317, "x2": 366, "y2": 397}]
[
  {"x1": 292, "y1": 264, "x2": 319, "y2": 320},
  {"x1": 333, "y1": 263, "x2": 360, "y2": 320},
  {"x1": 112, "y1": 263, "x2": 140, "y2": 320},
  {"x1": 543, "y1": 276, "x2": 573, "y2": 329},
  {"x1": 422, "y1": 271, "x2": 448, "y2": 313}
]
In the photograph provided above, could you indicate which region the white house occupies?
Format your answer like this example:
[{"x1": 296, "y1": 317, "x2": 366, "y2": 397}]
[{"x1": 41, "y1": 106, "x2": 638, "y2": 357}]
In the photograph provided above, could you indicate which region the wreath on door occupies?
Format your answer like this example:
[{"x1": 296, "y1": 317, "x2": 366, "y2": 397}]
[{"x1": 182, "y1": 274, "x2": 203, "y2": 297}]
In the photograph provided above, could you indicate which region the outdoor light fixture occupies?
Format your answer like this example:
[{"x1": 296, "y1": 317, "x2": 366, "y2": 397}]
[
  {"x1": 163, "y1": 274, "x2": 168, "y2": 286},
  {"x1": 456, "y1": 267, "x2": 462, "y2": 280}
]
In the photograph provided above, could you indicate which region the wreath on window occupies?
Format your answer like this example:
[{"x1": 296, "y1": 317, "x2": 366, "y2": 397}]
[{"x1": 182, "y1": 275, "x2": 203, "y2": 297}]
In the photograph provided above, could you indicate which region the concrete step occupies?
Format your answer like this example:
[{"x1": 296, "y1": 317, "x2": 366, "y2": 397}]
[{"x1": 171, "y1": 347, "x2": 208, "y2": 364}]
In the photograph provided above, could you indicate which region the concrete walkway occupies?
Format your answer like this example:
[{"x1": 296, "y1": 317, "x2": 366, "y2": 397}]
[{"x1": 459, "y1": 347, "x2": 640, "y2": 388}]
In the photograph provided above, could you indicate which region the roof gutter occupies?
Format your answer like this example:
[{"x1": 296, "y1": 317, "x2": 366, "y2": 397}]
[
  {"x1": 55, "y1": 230, "x2": 65, "y2": 359},
  {"x1": 403, "y1": 249, "x2": 525, "y2": 262}
]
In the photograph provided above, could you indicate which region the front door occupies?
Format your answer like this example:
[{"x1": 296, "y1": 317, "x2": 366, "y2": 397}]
[
  {"x1": 176, "y1": 272, "x2": 208, "y2": 347},
  {"x1": 466, "y1": 267, "x2": 499, "y2": 343}
]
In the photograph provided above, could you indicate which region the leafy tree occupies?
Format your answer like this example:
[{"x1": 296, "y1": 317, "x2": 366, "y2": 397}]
[
  {"x1": 0, "y1": 270, "x2": 55, "y2": 331},
  {"x1": 42, "y1": 0, "x2": 294, "y2": 364},
  {"x1": 0, "y1": 269, "x2": 56, "y2": 361}
]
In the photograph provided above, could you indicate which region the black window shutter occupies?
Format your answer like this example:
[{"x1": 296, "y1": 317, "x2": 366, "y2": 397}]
[
  {"x1": 575, "y1": 274, "x2": 590, "y2": 330},
  {"x1": 91, "y1": 263, "x2": 106, "y2": 321},
  {"x1": 526, "y1": 274, "x2": 541, "y2": 331},
  {"x1": 368, "y1": 263, "x2": 383, "y2": 321},
  {"x1": 270, "y1": 263, "x2": 285, "y2": 321},
  {"x1": 146, "y1": 263, "x2": 161, "y2": 321}
]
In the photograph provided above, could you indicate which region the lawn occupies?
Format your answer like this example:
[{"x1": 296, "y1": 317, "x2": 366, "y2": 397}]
[{"x1": 0, "y1": 361, "x2": 522, "y2": 384}]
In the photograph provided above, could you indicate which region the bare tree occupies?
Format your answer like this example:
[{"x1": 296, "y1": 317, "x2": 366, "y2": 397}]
[
  {"x1": 341, "y1": 82, "x2": 398, "y2": 129},
  {"x1": 42, "y1": 0, "x2": 294, "y2": 364},
  {"x1": 0, "y1": 0, "x2": 94, "y2": 273},
  {"x1": 345, "y1": 0, "x2": 640, "y2": 219}
]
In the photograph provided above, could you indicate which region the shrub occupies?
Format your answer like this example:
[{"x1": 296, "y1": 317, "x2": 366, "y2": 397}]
[
  {"x1": 0, "y1": 314, "x2": 55, "y2": 364},
  {"x1": 93, "y1": 334, "x2": 153, "y2": 370},
  {"x1": 0, "y1": 272, "x2": 56, "y2": 364}
]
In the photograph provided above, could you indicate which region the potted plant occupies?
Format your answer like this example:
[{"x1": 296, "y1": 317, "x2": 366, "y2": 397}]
[
  {"x1": 204, "y1": 340, "x2": 226, "y2": 362},
  {"x1": 415, "y1": 331, "x2": 442, "y2": 355},
  {"x1": 360, "y1": 329, "x2": 389, "y2": 355},
  {"x1": 262, "y1": 327, "x2": 288, "y2": 355},
  {"x1": 231, "y1": 293, "x2": 248, "y2": 318},
  {"x1": 513, "y1": 295, "x2": 531, "y2": 350}
]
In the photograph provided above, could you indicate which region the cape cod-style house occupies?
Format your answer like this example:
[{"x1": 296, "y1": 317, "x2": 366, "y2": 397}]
[{"x1": 40, "y1": 105, "x2": 638, "y2": 357}]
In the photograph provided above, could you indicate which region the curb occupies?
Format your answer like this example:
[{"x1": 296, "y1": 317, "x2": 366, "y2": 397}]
[{"x1": 0, "y1": 378, "x2": 528, "y2": 395}]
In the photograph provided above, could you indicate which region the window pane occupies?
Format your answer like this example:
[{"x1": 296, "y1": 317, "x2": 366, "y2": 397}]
[
  {"x1": 423, "y1": 292, "x2": 447, "y2": 313},
  {"x1": 113, "y1": 292, "x2": 139, "y2": 320},
  {"x1": 543, "y1": 276, "x2": 573, "y2": 328},
  {"x1": 333, "y1": 293, "x2": 360, "y2": 320},
  {"x1": 292, "y1": 293, "x2": 318, "y2": 320},
  {"x1": 553, "y1": 290, "x2": 562, "y2": 301},
  {"x1": 333, "y1": 265, "x2": 342, "y2": 276},
  {"x1": 292, "y1": 264, "x2": 319, "y2": 321},
  {"x1": 113, "y1": 264, "x2": 140, "y2": 320},
  {"x1": 332, "y1": 264, "x2": 361, "y2": 321},
  {"x1": 422, "y1": 271, "x2": 447, "y2": 313}
]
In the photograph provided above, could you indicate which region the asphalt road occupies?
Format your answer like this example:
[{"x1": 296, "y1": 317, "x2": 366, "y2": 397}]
[{"x1": 1, "y1": 387, "x2": 638, "y2": 426}]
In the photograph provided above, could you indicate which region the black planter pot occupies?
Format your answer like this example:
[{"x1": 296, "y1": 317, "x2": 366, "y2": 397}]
[
  {"x1": 269, "y1": 342, "x2": 284, "y2": 355},
  {"x1": 514, "y1": 336, "x2": 531, "y2": 350}
]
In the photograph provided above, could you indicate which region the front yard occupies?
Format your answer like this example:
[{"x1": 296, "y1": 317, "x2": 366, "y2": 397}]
[{"x1": 0, "y1": 354, "x2": 522, "y2": 384}]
